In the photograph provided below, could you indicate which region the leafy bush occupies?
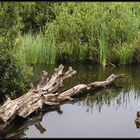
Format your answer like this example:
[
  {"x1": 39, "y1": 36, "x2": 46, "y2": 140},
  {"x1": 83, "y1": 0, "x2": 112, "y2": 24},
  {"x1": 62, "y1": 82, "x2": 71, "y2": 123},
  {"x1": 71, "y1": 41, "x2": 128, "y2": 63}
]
[
  {"x1": 19, "y1": 2, "x2": 57, "y2": 33},
  {"x1": 0, "y1": 2, "x2": 32, "y2": 98}
]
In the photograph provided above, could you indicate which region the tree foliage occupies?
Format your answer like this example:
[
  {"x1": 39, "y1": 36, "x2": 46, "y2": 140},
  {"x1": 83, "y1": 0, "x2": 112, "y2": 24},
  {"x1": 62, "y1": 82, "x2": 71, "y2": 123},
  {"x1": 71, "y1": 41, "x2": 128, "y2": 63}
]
[{"x1": 0, "y1": 2, "x2": 32, "y2": 98}]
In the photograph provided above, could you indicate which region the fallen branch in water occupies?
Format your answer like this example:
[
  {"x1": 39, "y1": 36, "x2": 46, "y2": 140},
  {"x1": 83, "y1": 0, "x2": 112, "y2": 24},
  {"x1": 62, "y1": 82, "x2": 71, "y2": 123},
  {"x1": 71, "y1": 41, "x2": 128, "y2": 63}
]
[{"x1": 0, "y1": 64, "x2": 124, "y2": 126}]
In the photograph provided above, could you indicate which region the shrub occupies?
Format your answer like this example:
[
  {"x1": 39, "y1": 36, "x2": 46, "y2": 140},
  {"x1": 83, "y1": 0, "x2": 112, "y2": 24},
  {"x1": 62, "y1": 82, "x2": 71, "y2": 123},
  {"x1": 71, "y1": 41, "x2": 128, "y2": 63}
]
[{"x1": 0, "y1": 2, "x2": 32, "y2": 98}]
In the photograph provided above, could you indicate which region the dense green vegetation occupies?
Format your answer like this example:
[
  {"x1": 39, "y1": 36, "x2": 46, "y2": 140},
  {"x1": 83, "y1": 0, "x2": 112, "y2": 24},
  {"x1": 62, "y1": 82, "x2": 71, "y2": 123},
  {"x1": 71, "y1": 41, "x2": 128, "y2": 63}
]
[
  {"x1": 1, "y1": 2, "x2": 140, "y2": 97},
  {"x1": 0, "y1": 3, "x2": 32, "y2": 98},
  {"x1": 17, "y1": 2, "x2": 140, "y2": 65}
]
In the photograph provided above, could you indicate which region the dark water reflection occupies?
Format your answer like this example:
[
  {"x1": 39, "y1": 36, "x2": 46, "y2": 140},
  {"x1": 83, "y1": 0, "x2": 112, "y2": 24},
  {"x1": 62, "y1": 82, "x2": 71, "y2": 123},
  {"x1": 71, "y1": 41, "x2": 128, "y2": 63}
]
[{"x1": 2, "y1": 64, "x2": 140, "y2": 138}]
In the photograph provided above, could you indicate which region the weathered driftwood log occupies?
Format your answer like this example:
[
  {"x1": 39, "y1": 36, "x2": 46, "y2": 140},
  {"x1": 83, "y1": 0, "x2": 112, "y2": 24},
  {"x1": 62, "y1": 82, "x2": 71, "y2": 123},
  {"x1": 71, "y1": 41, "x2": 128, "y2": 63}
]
[{"x1": 0, "y1": 64, "x2": 124, "y2": 125}]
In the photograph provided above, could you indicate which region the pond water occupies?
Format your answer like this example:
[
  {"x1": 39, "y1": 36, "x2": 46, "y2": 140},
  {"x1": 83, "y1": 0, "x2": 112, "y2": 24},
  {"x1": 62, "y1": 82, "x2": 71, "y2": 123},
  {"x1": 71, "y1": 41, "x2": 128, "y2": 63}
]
[{"x1": 2, "y1": 64, "x2": 140, "y2": 138}]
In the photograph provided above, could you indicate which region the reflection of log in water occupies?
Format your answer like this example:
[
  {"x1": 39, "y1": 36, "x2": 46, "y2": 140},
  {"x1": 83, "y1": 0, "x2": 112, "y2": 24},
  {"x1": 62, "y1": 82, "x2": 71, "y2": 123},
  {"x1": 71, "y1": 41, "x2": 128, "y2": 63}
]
[
  {"x1": 0, "y1": 101, "x2": 82, "y2": 138},
  {"x1": 0, "y1": 113, "x2": 43, "y2": 138},
  {"x1": 0, "y1": 65, "x2": 124, "y2": 138},
  {"x1": 0, "y1": 105, "x2": 63, "y2": 138}
]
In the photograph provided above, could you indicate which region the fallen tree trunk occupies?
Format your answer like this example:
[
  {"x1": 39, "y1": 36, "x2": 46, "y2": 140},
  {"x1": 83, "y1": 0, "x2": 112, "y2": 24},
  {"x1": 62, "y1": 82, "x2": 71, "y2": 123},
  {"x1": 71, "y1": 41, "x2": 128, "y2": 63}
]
[
  {"x1": 0, "y1": 85, "x2": 122, "y2": 138},
  {"x1": 0, "y1": 64, "x2": 124, "y2": 125}
]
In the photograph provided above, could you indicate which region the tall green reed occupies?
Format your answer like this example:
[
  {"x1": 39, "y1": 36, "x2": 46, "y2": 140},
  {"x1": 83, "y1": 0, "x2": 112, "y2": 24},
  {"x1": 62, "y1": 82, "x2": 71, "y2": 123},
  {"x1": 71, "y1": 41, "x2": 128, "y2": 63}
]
[
  {"x1": 98, "y1": 23, "x2": 108, "y2": 66},
  {"x1": 20, "y1": 33, "x2": 57, "y2": 65},
  {"x1": 115, "y1": 43, "x2": 134, "y2": 65}
]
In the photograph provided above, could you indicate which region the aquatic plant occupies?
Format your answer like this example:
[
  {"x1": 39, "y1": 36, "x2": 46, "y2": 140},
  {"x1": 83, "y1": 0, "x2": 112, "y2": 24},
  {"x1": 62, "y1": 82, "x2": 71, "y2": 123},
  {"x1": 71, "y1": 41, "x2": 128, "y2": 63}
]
[
  {"x1": 115, "y1": 43, "x2": 134, "y2": 65},
  {"x1": 20, "y1": 33, "x2": 57, "y2": 64}
]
